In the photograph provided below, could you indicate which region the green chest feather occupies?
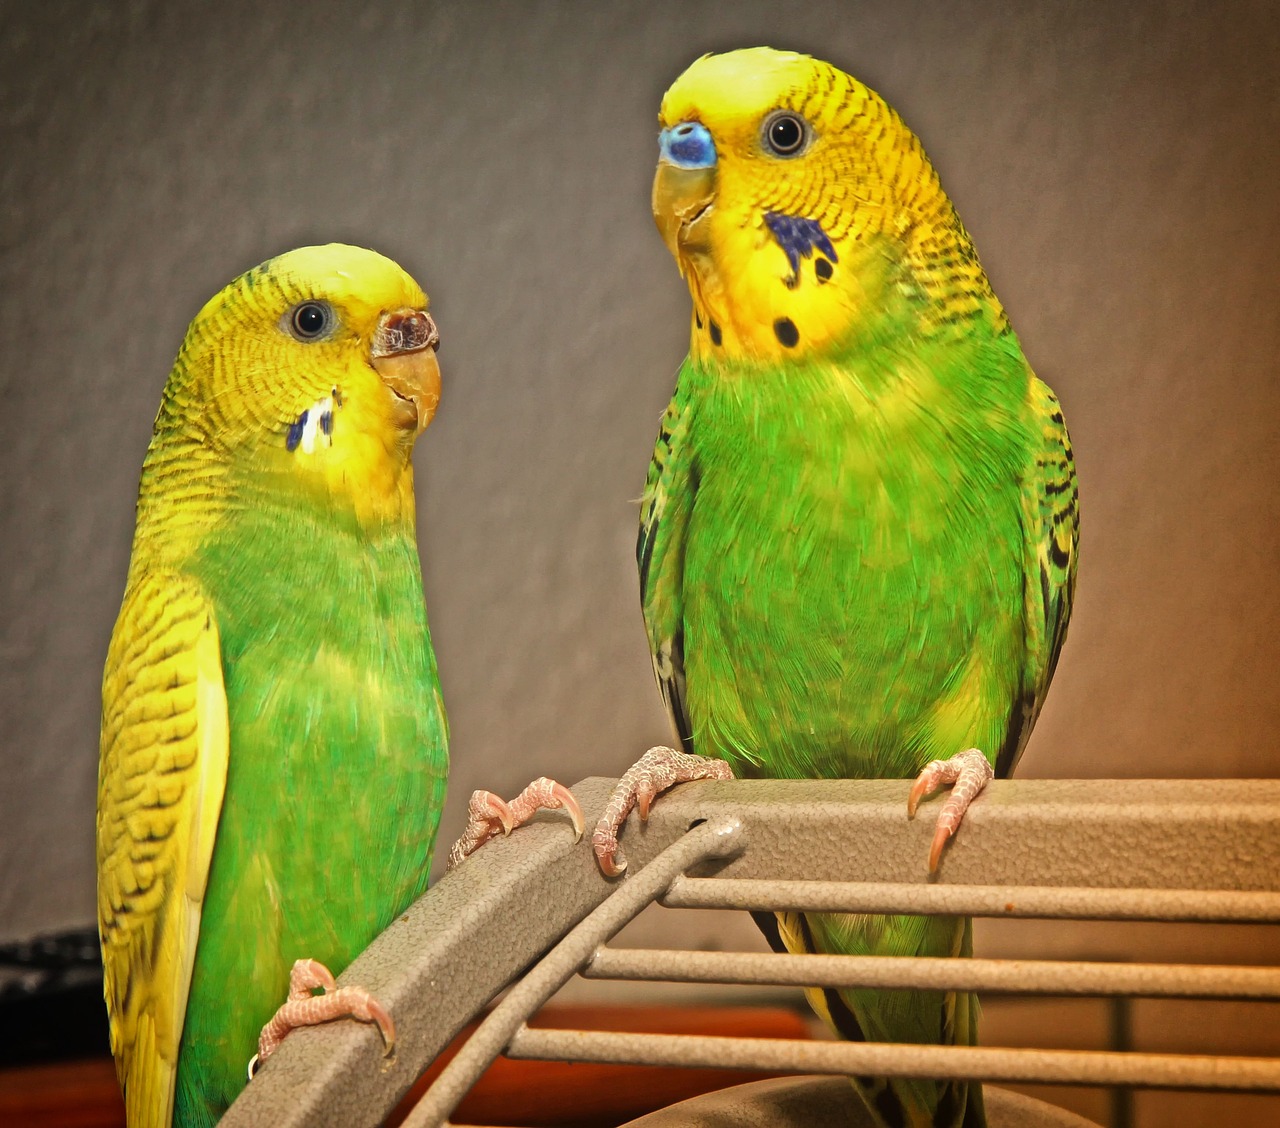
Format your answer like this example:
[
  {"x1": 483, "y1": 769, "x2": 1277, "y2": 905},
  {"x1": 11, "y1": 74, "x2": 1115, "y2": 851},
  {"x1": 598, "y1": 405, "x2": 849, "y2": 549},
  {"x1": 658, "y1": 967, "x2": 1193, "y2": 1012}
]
[
  {"x1": 681, "y1": 330, "x2": 1035, "y2": 778},
  {"x1": 176, "y1": 499, "x2": 447, "y2": 1122}
]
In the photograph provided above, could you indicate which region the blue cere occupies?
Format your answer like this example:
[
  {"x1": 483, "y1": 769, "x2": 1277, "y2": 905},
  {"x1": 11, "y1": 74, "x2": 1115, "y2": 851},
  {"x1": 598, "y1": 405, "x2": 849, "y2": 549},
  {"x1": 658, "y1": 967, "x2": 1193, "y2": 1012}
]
[
  {"x1": 286, "y1": 411, "x2": 308, "y2": 452},
  {"x1": 764, "y1": 212, "x2": 839, "y2": 276},
  {"x1": 660, "y1": 122, "x2": 717, "y2": 170}
]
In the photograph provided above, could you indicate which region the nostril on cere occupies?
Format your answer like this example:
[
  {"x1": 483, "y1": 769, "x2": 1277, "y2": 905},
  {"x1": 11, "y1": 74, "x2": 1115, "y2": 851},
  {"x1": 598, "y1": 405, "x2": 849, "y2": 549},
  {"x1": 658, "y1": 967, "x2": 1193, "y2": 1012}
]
[{"x1": 376, "y1": 312, "x2": 440, "y2": 356}]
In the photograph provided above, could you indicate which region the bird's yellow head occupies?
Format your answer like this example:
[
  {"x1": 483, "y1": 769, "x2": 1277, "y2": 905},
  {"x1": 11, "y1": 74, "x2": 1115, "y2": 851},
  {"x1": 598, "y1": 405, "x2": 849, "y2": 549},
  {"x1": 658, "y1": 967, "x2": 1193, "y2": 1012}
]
[
  {"x1": 151, "y1": 243, "x2": 441, "y2": 529},
  {"x1": 653, "y1": 48, "x2": 1000, "y2": 366}
]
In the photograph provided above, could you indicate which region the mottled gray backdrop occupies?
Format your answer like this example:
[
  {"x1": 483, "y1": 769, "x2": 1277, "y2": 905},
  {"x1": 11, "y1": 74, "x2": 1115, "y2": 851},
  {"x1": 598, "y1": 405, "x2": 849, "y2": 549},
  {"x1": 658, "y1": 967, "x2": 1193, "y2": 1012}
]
[{"x1": 2, "y1": 0, "x2": 1277, "y2": 957}]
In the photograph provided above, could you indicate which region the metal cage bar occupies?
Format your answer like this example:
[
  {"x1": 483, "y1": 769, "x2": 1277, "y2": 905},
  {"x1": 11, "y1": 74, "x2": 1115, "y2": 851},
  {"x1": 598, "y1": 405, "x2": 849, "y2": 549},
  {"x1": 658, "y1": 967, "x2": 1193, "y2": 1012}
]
[
  {"x1": 661, "y1": 876, "x2": 1280, "y2": 921},
  {"x1": 582, "y1": 947, "x2": 1280, "y2": 998},
  {"x1": 224, "y1": 777, "x2": 1280, "y2": 1128},
  {"x1": 507, "y1": 1028, "x2": 1280, "y2": 1091},
  {"x1": 399, "y1": 818, "x2": 746, "y2": 1128}
]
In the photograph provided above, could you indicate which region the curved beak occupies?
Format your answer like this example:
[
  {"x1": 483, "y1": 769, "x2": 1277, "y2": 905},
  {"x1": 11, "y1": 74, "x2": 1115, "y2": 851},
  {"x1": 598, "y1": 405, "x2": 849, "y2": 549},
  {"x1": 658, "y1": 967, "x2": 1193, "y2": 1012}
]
[
  {"x1": 652, "y1": 122, "x2": 718, "y2": 261},
  {"x1": 371, "y1": 309, "x2": 441, "y2": 435},
  {"x1": 653, "y1": 164, "x2": 717, "y2": 260}
]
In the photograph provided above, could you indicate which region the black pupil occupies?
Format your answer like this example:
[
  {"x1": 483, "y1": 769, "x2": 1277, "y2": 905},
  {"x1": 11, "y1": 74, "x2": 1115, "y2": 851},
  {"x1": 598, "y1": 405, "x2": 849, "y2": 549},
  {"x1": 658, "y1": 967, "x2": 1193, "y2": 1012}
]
[
  {"x1": 770, "y1": 116, "x2": 802, "y2": 152},
  {"x1": 294, "y1": 304, "x2": 326, "y2": 336}
]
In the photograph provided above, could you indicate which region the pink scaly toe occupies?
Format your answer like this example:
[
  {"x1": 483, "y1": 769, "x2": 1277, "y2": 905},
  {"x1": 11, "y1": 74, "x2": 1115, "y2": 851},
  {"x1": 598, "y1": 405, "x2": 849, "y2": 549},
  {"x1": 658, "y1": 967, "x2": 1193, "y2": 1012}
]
[
  {"x1": 447, "y1": 789, "x2": 516, "y2": 869},
  {"x1": 907, "y1": 747, "x2": 995, "y2": 872},
  {"x1": 593, "y1": 746, "x2": 733, "y2": 877},
  {"x1": 447, "y1": 777, "x2": 584, "y2": 869},
  {"x1": 249, "y1": 958, "x2": 394, "y2": 1078}
]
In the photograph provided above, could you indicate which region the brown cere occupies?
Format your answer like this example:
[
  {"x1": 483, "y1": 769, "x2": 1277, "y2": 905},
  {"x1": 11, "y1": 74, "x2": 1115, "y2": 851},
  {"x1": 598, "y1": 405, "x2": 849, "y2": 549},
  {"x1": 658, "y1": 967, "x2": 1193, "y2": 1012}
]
[{"x1": 374, "y1": 310, "x2": 440, "y2": 357}]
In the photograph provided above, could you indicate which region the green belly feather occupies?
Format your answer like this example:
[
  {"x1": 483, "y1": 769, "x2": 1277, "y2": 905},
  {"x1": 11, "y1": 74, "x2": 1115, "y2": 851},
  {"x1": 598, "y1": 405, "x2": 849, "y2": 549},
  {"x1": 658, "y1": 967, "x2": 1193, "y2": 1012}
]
[
  {"x1": 173, "y1": 499, "x2": 447, "y2": 1125},
  {"x1": 683, "y1": 329, "x2": 1031, "y2": 781}
]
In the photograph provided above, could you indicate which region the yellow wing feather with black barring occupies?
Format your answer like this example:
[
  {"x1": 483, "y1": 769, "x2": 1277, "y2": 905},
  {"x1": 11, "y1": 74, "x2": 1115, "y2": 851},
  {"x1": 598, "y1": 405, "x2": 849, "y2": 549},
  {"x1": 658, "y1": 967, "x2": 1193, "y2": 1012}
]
[
  {"x1": 997, "y1": 375, "x2": 1079, "y2": 777},
  {"x1": 96, "y1": 570, "x2": 229, "y2": 1128}
]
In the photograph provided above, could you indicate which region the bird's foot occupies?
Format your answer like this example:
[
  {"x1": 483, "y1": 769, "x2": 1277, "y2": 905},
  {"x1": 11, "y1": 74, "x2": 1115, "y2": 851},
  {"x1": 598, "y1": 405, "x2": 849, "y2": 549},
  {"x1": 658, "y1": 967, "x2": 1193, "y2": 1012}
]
[
  {"x1": 248, "y1": 958, "x2": 394, "y2": 1079},
  {"x1": 447, "y1": 777, "x2": 584, "y2": 869},
  {"x1": 907, "y1": 748, "x2": 994, "y2": 872},
  {"x1": 593, "y1": 745, "x2": 734, "y2": 877}
]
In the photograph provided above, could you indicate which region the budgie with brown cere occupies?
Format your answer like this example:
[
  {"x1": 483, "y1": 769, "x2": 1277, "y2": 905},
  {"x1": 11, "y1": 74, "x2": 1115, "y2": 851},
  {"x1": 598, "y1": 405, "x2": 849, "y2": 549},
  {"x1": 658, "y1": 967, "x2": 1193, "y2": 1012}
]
[
  {"x1": 592, "y1": 49, "x2": 1079, "y2": 1128},
  {"x1": 96, "y1": 245, "x2": 450, "y2": 1127}
]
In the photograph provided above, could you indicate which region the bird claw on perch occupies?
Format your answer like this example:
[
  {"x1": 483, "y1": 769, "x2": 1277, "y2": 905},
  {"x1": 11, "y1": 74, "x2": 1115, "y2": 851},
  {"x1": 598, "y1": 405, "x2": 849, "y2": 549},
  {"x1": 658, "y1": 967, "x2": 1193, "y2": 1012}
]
[
  {"x1": 592, "y1": 745, "x2": 734, "y2": 877},
  {"x1": 907, "y1": 747, "x2": 995, "y2": 872},
  {"x1": 248, "y1": 958, "x2": 394, "y2": 1079},
  {"x1": 447, "y1": 777, "x2": 584, "y2": 869}
]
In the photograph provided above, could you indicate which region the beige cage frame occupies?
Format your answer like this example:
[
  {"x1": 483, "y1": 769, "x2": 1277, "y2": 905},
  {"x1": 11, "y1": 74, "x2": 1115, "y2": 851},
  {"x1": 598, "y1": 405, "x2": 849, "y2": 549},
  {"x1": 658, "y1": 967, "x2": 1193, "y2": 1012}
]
[{"x1": 220, "y1": 777, "x2": 1280, "y2": 1127}]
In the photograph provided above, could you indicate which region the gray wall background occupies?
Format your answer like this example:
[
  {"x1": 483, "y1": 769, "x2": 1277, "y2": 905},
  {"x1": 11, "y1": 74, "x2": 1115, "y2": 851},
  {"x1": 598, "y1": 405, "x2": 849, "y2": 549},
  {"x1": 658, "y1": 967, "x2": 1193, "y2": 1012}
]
[{"x1": 1, "y1": 0, "x2": 1277, "y2": 963}]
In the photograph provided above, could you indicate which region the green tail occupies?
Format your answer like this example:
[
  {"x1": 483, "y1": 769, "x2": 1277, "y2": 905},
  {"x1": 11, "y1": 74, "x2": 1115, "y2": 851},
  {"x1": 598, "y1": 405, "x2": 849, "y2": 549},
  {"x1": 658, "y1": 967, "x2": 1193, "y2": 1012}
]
[{"x1": 760, "y1": 910, "x2": 983, "y2": 1128}]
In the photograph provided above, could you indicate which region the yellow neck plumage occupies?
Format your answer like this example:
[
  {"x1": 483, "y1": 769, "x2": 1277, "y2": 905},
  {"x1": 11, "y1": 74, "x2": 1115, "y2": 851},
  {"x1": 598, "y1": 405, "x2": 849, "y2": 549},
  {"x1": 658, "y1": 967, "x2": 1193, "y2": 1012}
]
[{"x1": 654, "y1": 50, "x2": 1007, "y2": 368}]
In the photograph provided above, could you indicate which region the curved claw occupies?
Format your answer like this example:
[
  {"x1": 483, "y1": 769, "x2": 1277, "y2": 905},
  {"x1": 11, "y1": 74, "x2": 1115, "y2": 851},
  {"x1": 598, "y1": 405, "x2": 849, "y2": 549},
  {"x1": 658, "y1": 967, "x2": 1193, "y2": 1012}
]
[
  {"x1": 253, "y1": 959, "x2": 395, "y2": 1074},
  {"x1": 593, "y1": 823, "x2": 629, "y2": 877},
  {"x1": 553, "y1": 781, "x2": 586, "y2": 842},
  {"x1": 906, "y1": 772, "x2": 932, "y2": 819},
  {"x1": 449, "y1": 779, "x2": 584, "y2": 869},
  {"x1": 592, "y1": 746, "x2": 734, "y2": 878},
  {"x1": 447, "y1": 790, "x2": 517, "y2": 869},
  {"x1": 520, "y1": 778, "x2": 584, "y2": 843},
  {"x1": 907, "y1": 749, "x2": 994, "y2": 872},
  {"x1": 928, "y1": 821, "x2": 952, "y2": 874},
  {"x1": 479, "y1": 791, "x2": 516, "y2": 837},
  {"x1": 350, "y1": 993, "x2": 396, "y2": 1056}
]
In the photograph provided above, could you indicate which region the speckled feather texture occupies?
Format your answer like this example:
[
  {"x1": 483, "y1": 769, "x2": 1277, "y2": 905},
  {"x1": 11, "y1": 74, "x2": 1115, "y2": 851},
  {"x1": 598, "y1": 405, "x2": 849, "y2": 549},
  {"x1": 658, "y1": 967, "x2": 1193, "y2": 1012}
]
[
  {"x1": 96, "y1": 246, "x2": 448, "y2": 1126},
  {"x1": 1, "y1": 10, "x2": 1279, "y2": 1125},
  {"x1": 640, "y1": 48, "x2": 1077, "y2": 1128}
]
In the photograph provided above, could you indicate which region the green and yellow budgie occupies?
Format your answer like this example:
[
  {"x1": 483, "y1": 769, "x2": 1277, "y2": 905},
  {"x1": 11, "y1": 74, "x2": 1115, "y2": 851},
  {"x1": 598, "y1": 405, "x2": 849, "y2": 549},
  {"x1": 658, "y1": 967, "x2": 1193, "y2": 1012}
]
[
  {"x1": 593, "y1": 49, "x2": 1079, "y2": 1127},
  {"x1": 96, "y1": 245, "x2": 449, "y2": 1127}
]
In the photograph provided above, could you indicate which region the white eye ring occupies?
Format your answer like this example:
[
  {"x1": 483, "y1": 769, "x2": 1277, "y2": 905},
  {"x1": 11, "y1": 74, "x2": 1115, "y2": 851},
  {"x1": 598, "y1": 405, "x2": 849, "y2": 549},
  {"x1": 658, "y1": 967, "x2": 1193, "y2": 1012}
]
[
  {"x1": 286, "y1": 301, "x2": 334, "y2": 341},
  {"x1": 762, "y1": 111, "x2": 808, "y2": 157}
]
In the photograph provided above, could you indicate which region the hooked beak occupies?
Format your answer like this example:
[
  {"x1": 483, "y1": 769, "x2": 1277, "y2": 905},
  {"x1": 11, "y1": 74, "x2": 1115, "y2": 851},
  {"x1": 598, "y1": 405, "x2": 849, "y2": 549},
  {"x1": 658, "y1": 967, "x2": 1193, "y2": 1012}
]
[
  {"x1": 371, "y1": 309, "x2": 441, "y2": 435},
  {"x1": 653, "y1": 121, "x2": 717, "y2": 260}
]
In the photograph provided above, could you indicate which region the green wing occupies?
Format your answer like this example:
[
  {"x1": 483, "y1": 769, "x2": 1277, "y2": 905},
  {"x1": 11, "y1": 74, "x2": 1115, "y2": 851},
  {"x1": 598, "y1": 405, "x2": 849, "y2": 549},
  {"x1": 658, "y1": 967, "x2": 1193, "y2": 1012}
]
[
  {"x1": 638, "y1": 362, "x2": 697, "y2": 753},
  {"x1": 996, "y1": 374, "x2": 1079, "y2": 777}
]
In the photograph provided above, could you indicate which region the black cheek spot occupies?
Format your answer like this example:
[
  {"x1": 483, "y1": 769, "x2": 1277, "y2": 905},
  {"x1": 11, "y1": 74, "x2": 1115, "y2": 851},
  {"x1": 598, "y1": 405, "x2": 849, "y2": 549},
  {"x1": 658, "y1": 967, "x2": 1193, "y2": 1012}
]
[
  {"x1": 773, "y1": 318, "x2": 800, "y2": 348},
  {"x1": 815, "y1": 257, "x2": 833, "y2": 282},
  {"x1": 709, "y1": 321, "x2": 722, "y2": 346},
  {"x1": 695, "y1": 310, "x2": 703, "y2": 329}
]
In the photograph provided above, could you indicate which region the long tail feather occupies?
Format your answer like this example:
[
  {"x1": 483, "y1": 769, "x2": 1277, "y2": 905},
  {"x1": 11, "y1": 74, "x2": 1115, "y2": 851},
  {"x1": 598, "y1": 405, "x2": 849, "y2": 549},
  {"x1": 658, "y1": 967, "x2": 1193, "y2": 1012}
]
[{"x1": 757, "y1": 911, "x2": 986, "y2": 1128}]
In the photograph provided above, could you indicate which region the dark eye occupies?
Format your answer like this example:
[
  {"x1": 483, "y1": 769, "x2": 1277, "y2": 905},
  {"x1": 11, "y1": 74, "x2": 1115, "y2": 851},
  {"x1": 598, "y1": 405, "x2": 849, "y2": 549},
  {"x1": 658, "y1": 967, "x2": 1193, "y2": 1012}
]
[
  {"x1": 287, "y1": 301, "x2": 333, "y2": 341},
  {"x1": 763, "y1": 112, "x2": 807, "y2": 156}
]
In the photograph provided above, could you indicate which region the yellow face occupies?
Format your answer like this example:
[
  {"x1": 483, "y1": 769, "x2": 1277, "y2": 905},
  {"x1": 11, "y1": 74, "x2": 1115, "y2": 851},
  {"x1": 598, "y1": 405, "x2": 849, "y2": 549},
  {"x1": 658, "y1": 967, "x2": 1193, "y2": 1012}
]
[
  {"x1": 168, "y1": 243, "x2": 442, "y2": 526},
  {"x1": 653, "y1": 48, "x2": 967, "y2": 366}
]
